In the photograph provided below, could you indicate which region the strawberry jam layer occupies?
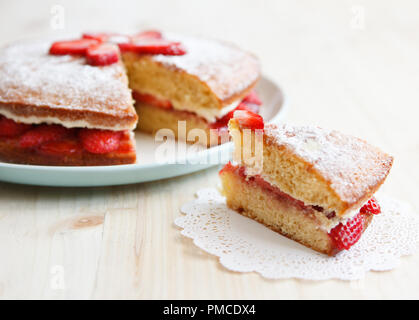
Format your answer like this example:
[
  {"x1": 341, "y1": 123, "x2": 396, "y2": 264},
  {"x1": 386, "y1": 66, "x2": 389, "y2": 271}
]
[
  {"x1": 132, "y1": 90, "x2": 262, "y2": 130},
  {"x1": 0, "y1": 115, "x2": 135, "y2": 166},
  {"x1": 220, "y1": 162, "x2": 380, "y2": 251}
]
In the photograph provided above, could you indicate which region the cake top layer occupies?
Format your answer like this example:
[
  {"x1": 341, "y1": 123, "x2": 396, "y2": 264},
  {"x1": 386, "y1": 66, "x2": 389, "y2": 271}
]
[
  {"x1": 0, "y1": 40, "x2": 137, "y2": 130},
  {"x1": 152, "y1": 33, "x2": 261, "y2": 102},
  {"x1": 264, "y1": 123, "x2": 393, "y2": 207}
]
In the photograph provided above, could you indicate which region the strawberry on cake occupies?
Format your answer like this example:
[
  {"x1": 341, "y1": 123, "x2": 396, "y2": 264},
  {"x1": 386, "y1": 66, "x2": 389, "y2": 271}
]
[
  {"x1": 0, "y1": 38, "x2": 138, "y2": 166},
  {"x1": 219, "y1": 111, "x2": 393, "y2": 256},
  {"x1": 0, "y1": 30, "x2": 262, "y2": 165},
  {"x1": 121, "y1": 31, "x2": 261, "y2": 146}
]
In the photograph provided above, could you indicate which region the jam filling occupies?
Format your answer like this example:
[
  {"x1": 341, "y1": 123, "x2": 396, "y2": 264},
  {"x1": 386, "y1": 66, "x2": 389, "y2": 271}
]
[
  {"x1": 220, "y1": 162, "x2": 324, "y2": 214},
  {"x1": 0, "y1": 115, "x2": 133, "y2": 157},
  {"x1": 133, "y1": 90, "x2": 262, "y2": 130},
  {"x1": 220, "y1": 162, "x2": 380, "y2": 251}
]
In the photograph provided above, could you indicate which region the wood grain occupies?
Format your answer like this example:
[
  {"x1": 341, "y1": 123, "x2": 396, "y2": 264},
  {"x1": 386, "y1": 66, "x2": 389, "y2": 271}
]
[{"x1": 0, "y1": 0, "x2": 418, "y2": 299}]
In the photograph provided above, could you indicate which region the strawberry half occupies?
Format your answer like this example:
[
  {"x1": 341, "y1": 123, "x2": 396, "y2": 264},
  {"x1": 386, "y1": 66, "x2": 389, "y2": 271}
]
[
  {"x1": 38, "y1": 140, "x2": 82, "y2": 157},
  {"x1": 79, "y1": 129, "x2": 122, "y2": 154},
  {"x1": 86, "y1": 43, "x2": 119, "y2": 66},
  {"x1": 219, "y1": 161, "x2": 237, "y2": 175},
  {"x1": 19, "y1": 125, "x2": 72, "y2": 148},
  {"x1": 132, "y1": 91, "x2": 172, "y2": 109},
  {"x1": 329, "y1": 213, "x2": 365, "y2": 251},
  {"x1": 119, "y1": 39, "x2": 186, "y2": 55},
  {"x1": 49, "y1": 39, "x2": 99, "y2": 55},
  {"x1": 211, "y1": 102, "x2": 258, "y2": 129},
  {"x1": 242, "y1": 91, "x2": 262, "y2": 106},
  {"x1": 360, "y1": 197, "x2": 381, "y2": 215},
  {"x1": 233, "y1": 110, "x2": 264, "y2": 130},
  {"x1": 0, "y1": 116, "x2": 32, "y2": 137}
]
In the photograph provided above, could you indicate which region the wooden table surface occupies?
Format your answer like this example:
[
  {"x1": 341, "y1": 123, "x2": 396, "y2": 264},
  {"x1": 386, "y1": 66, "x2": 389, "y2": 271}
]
[{"x1": 0, "y1": 0, "x2": 418, "y2": 299}]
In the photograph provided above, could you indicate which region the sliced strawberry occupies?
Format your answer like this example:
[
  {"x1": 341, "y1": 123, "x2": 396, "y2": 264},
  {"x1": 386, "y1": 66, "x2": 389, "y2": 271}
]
[
  {"x1": 38, "y1": 140, "x2": 82, "y2": 157},
  {"x1": 132, "y1": 30, "x2": 163, "y2": 40},
  {"x1": 360, "y1": 197, "x2": 381, "y2": 215},
  {"x1": 210, "y1": 103, "x2": 260, "y2": 129},
  {"x1": 19, "y1": 124, "x2": 72, "y2": 148},
  {"x1": 329, "y1": 213, "x2": 364, "y2": 250},
  {"x1": 132, "y1": 91, "x2": 172, "y2": 109},
  {"x1": 219, "y1": 161, "x2": 237, "y2": 175},
  {"x1": 79, "y1": 129, "x2": 122, "y2": 154},
  {"x1": 49, "y1": 39, "x2": 99, "y2": 55},
  {"x1": 233, "y1": 110, "x2": 264, "y2": 130},
  {"x1": 86, "y1": 43, "x2": 119, "y2": 66},
  {"x1": 0, "y1": 116, "x2": 32, "y2": 137},
  {"x1": 119, "y1": 39, "x2": 186, "y2": 55},
  {"x1": 242, "y1": 91, "x2": 262, "y2": 106}
]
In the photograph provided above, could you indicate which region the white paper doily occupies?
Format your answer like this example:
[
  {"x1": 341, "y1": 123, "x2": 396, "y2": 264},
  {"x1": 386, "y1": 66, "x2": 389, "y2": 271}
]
[{"x1": 175, "y1": 188, "x2": 419, "y2": 280}]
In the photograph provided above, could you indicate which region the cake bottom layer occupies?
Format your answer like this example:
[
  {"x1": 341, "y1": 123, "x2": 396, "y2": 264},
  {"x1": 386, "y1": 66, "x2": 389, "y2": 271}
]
[
  {"x1": 135, "y1": 102, "x2": 228, "y2": 147},
  {"x1": 220, "y1": 167, "x2": 372, "y2": 256},
  {"x1": 0, "y1": 132, "x2": 136, "y2": 166}
]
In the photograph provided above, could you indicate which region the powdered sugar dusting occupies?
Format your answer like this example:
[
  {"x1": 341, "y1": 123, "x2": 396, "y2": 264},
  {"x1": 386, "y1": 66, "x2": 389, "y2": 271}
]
[
  {"x1": 152, "y1": 33, "x2": 260, "y2": 100},
  {"x1": 264, "y1": 123, "x2": 394, "y2": 204},
  {"x1": 0, "y1": 40, "x2": 134, "y2": 118}
]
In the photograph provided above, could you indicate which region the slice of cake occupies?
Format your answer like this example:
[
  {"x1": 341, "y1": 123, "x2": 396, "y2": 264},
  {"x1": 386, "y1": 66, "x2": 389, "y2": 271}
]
[
  {"x1": 0, "y1": 39, "x2": 137, "y2": 166},
  {"x1": 219, "y1": 111, "x2": 393, "y2": 255},
  {"x1": 122, "y1": 32, "x2": 261, "y2": 146}
]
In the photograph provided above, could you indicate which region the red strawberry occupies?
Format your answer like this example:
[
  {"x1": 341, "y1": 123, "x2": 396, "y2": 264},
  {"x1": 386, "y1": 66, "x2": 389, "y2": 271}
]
[
  {"x1": 0, "y1": 116, "x2": 31, "y2": 137},
  {"x1": 242, "y1": 91, "x2": 262, "y2": 106},
  {"x1": 86, "y1": 43, "x2": 119, "y2": 66},
  {"x1": 79, "y1": 129, "x2": 122, "y2": 154},
  {"x1": 19, "y1": 124, "x2": 71, "y2": 148},
  {"x1": 119, "y1": 39, "x2": 186, "y2": 55},
  {"x1": 38, "y1": 140, "x2": 82, "y2": 157},
  {"x1": 49, "y1": 39, "x2": 99, "y2": 55},
  {"x1": 329, "y1": 213, "x2": 364, "y2": 250},
  {"x1": 360, "y1": 197, "x2": 381, "y2": 215},
  {"x1": 132, "y1": 91, "x2": 172, "y2": 109},
  {"x1": 132, "y1": 30, "x2": 163, "y2": 40},
  {"x1": 219, "y1": 161, "x2": 237, "y2": 175},
  {"x1": 233, "y1": 110, "x2": 264, "y2": 130},
  {"x1": 211, "y1": 103, "x2": 260, "y2": 129}
]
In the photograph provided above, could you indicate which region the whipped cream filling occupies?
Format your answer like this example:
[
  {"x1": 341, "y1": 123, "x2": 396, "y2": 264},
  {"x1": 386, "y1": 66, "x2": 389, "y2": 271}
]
[
  {"x1": 244, "y1": 168, "x2": 368, "y2": 233},
  {"x1": 173, "y1": 99, "x2": 241, "y2": 123},
  {"x1": 0, "y1": 109, "x2": 131, "y2": 131}
]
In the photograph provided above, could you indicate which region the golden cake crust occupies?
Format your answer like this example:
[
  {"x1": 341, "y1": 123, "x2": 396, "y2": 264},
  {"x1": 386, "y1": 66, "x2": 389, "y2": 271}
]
[
  {"x1": 0, "y1": 40, "x2": 137, "y2": 131},
  {"x1": 151, "y1": 33, "x2": 261, "y2": 106},
  {"x1": 123, "y1": 33, "x2": 260, "y2": 114},
  {"x1": 262, "y1": 123, "x2": 394, "y2": 216}
]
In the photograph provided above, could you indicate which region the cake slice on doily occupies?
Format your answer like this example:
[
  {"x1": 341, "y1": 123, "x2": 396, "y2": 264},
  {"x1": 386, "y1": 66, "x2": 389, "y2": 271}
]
[
  {"x1": 219, "y1": 111, "x2": 394, "y2": 256},
  {"x1": 0, "y1": 39, "x2": 138, "y2": 166}
]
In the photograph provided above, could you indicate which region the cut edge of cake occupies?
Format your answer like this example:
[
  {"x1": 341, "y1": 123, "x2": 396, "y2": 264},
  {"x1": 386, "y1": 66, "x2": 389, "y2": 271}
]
[
  {"x1": 220, "y1": 114, "x2": 393, "y2": 255},
  {"x1": 229, "y1": 119, "x2": 394, "y2": 218}
]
